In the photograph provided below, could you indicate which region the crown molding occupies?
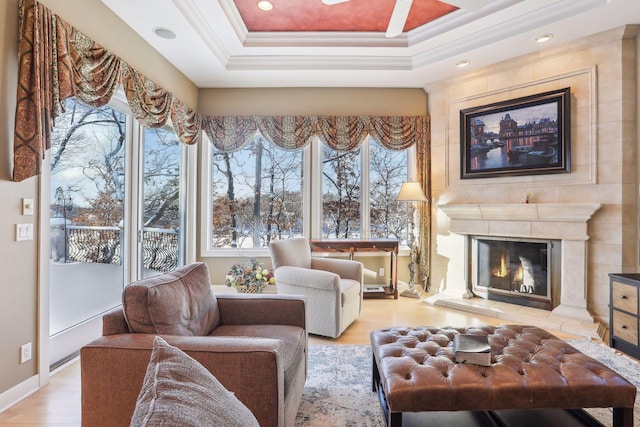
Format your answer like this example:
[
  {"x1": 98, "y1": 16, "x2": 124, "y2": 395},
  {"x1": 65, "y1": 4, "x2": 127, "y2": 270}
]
[
  {"x1": 243, "y1": 32, "x2": 409, "y2": 48},
  {"x1": 173, "y1": 0, "x2": 231, "y2": 65},
  {"x1": 226, "y1": 55, "x2": 413, "y2": 71}
]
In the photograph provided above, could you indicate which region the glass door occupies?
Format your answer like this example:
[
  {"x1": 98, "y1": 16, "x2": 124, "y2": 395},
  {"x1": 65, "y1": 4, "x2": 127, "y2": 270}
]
[
  {"x1": 48, "y1": 97, "x2": 188, "y2": 366},
  {"x1": 49, "y1": 100, "x2": 128, "y2": 341},
  {"x1": 139, "y1": 126, "x2": 186, "y2": 278}
]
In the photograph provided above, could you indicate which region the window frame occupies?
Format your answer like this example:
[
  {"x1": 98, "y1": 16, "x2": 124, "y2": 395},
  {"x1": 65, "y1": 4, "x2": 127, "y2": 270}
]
[{"x1": 200, "y1": 133, "x2": 416, "y2": 257}]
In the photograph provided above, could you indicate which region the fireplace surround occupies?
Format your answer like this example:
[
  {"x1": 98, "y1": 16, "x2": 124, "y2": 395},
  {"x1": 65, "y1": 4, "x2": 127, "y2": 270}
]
[{"x1": 433, "y1": 203, "x2": 601, "y2": 333}]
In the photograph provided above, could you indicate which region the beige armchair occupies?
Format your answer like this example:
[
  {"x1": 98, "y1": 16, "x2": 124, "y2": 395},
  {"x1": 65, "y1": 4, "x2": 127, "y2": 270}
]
[{"x1": 269, "y1": 237, "x2": 364, "y2": 338}]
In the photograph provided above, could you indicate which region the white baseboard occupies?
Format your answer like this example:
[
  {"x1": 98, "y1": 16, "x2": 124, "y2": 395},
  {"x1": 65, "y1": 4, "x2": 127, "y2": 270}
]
[{"x1": 0, "y1": 374, "x2": 39, "y2": 414}]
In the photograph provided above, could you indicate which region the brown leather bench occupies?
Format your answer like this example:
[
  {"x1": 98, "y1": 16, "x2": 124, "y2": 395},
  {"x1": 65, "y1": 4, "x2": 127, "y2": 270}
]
[{"x1": 371, "y1": 325, "x2": 636, "y2": 427}]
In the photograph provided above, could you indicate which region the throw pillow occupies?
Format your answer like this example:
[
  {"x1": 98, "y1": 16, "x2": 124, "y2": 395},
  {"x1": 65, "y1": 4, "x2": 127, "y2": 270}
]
[
  {"x1": 130, "y1": 336, "x2": 260, "y2": 427},
  {"x1": 123, "y1": 262, "x2": 220, "y2": 335}
]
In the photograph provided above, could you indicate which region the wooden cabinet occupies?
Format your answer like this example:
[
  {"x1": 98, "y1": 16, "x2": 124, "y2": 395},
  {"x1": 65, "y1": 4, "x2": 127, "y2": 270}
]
[{"x1": 609, "y1": 273, "x2": 640, "y2": 358}]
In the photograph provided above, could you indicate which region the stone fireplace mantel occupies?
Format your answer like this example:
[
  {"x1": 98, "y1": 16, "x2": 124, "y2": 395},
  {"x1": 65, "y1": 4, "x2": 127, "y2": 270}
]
[
  {"x1": 430, "y1": 203, "x2": 602, "y2": 336},
  {"x1": 438, "y1": 203, "x2": 601, "y2": 221}
]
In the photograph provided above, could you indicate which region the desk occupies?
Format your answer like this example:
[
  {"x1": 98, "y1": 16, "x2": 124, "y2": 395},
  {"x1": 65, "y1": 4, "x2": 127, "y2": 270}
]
[{"x1": 309, "y1": 239, "x2": 399, "y2": 299}]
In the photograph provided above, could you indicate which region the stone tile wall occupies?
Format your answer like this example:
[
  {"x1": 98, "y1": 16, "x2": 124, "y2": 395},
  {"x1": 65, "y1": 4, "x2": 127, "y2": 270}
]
[{"x1": 426, "y1": 26, "x2": 639, "y2": 324}]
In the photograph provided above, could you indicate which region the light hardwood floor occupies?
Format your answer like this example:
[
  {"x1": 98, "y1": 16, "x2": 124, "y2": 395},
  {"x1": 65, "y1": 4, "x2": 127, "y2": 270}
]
[{"x1": 0, "y1": 296, "x2": 579, "y2": 426}]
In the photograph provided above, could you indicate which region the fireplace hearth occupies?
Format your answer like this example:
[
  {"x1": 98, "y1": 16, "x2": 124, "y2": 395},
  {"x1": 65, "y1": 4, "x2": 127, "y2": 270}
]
[{"x1": 472, "y1": 236, "x2": 560, "y2": 310}]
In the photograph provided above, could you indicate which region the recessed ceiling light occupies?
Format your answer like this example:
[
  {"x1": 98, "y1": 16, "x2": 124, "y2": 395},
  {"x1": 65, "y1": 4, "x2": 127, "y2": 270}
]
[
  {"x1": 257, "y1": 0, "x2": 274, "y2": 11},
  {"x1": 535, "y1": 33, "x2": 553, "y2": 43},
  {"x1": 456, "y1": 60, "x2": 470, "y2": 68},
  {"x1": 153, "y1": 27, "x2": 176, "y2": 40}
]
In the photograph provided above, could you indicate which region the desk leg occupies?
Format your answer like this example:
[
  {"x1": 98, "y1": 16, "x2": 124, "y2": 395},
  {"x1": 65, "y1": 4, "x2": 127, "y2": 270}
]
[{"x1": 390, "y1": 249, "x2": 398, "y2": 299}]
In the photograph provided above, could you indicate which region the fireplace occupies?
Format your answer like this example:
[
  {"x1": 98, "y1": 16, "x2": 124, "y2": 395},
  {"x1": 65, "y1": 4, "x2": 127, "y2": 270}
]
[
  {"x1": 471, "y1": 236, "x2": 560, "y2": 310},
  {"x1": 435, "y1": 203, "x2": 602, "y2": 329}
]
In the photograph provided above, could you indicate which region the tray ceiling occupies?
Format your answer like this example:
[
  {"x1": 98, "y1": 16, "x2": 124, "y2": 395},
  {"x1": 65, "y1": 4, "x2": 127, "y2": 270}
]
[{"x1": 100, "y1": 0, "x2": 640, "y2": 88}]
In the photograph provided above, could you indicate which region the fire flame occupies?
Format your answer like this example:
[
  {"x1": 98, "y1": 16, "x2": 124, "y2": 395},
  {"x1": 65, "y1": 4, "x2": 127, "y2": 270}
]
[
  {"x1": 494, "y1": 255, "x2": 508, "y2": 277},
  {"x1": 512, "y1": 264, "x2": 524, "y2": 284}
]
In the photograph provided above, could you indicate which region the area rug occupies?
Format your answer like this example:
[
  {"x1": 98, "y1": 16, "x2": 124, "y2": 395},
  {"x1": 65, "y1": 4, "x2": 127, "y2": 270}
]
[
  {"x1": 297, "y1": 344, "x2": 383, "y2": 427},
  {"x1": 296, "y1": 339, "x2": 640, "y2": 427},
  {"x1": 566, "y1": 338, "x2": 640, "y2": 426}
]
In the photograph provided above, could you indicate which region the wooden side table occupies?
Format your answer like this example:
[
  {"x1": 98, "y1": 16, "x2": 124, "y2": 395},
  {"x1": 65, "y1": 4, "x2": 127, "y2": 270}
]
[{"x1": 309, "y1": 239, "x2": 399, "y2": 299}]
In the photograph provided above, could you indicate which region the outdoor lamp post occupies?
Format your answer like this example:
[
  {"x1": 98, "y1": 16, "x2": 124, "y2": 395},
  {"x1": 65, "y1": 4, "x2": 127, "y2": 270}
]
[
  {"x1": 396, "y1": 181, "x2": 427, "y2": 298},
  {"x1": 55, "y1": 186, "x2": 73, "y2": 262}
]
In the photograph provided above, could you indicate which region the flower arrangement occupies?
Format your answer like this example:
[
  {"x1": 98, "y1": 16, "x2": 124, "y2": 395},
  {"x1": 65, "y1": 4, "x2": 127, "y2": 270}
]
[{"x1": 225, "y1": 258, "x2": 275, "y2": 293}]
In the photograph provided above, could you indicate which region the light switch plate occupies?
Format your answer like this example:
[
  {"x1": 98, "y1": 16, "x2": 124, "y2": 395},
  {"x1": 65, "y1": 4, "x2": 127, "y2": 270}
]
[
  {"x1": 22, "y1": 198, "x2": 34, "y2": 215},
  {"x1": 16, "y1": 223, "x2": 34, "y2": 241}
]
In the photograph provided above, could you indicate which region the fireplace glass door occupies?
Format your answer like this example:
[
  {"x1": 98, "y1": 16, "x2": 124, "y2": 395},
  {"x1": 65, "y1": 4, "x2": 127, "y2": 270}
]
[{"x1": 472, "y1": 237, "x2": 555, "y2": 309}]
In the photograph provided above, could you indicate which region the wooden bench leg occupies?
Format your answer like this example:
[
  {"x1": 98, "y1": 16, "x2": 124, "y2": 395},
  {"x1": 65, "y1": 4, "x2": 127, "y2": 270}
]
[
  {"x1": 373, "y1": 356, "x2": 402, "y2": 427},
  {"x1": 388, "y1": 411, "x2": 402, "y2": 427},
  {"x1": 613, "y1": 407, "x2": 633, "y2": 427}
]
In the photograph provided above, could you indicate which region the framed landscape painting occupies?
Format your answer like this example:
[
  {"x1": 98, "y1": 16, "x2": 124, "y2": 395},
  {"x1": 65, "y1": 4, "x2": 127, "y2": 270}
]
[{"x1": 460, "y1": 87, "x2": 571, "y2": 179}]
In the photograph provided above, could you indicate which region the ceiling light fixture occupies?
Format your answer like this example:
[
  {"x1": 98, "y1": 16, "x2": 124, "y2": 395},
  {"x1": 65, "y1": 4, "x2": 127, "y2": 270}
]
[
  {"x1": 456, "y1": 60, "x2": 470, "y2": 68},
  {"x1": 257, "y1": 0, "x2": 274, "y2": 11},
  {"x1": 535, "y1": 33, "x2": 553, "y2": 43},
  {"x1": 153, "y1": 27, "x2": 176, "y2": 40}
]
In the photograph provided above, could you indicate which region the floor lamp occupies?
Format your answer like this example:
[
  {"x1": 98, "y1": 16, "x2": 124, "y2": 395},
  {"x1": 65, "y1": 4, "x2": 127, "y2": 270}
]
[{"x1": 396, "y1": 181, "x2": 427, "y2": 298}]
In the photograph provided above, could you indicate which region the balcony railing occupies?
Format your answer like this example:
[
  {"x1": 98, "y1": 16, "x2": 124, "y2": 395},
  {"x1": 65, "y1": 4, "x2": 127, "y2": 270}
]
[
  {"x1": 67, "y1": 226, "x2": 121, "y2": 265},
  {"x1": 142, "y1": 227, "x2": 179, "y2": 272},
  {"x1": 53, "y1": 225, "x2": 178, "y2": 273}
]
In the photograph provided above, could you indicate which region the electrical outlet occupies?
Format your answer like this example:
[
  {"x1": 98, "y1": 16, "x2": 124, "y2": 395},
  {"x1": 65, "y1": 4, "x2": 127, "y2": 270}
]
[
  {"x1": 20, "y1": 342, "x2": 32, "y2": 364},
  {"x1": 378, "y1": 267, "x2": 385, "y2": 277}
]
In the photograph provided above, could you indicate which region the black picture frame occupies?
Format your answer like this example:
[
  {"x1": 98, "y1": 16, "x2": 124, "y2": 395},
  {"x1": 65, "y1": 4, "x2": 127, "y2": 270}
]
[{"x1": 460, "y1": 87, "x2": 571, "y2": 179}]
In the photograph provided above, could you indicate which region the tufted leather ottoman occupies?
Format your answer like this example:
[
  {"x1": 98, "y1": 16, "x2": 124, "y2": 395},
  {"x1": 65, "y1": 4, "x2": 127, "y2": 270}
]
[{"x1": 371, "y1": 325, "x2": 636, "y2": 427}]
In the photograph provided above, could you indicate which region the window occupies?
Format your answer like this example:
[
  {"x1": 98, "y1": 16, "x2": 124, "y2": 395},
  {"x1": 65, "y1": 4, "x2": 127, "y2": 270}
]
[
  {"x1": 368, "y1": 139, "x2": 408, "y2": 242},
  {"x1": 322, "y1": 145, "x2": 361, "y2": 239},
  {"x1": 202, "y1": 134, "x2": 412, "y2": 254},
  {"x1": 208, "y1": 134, "x2": 304, "y2": 249}
]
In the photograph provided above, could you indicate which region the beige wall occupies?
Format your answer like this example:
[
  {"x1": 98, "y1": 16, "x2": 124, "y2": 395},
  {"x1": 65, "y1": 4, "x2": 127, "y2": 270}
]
[
  {"x1": 203, "y1": 253, "x2": 409, "y2": 291},
  {"x1": 198, "y1": 88, "x2": 427, "y2": 116},
  {"x1": 0, "y1": 0, "x2": 39, "y2": 394},
  {"x1": 427, "y1": 26, "x2": 639, "y2": 323}
]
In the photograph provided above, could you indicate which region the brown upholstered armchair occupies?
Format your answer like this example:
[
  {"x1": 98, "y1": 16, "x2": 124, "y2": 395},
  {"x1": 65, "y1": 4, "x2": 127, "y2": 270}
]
[
  {"x1": 80, "y1": 262, "x2": 307, "y2": 427},
  {"x1": 269, "y1": 237, "x2": 364, "y2": 338}
]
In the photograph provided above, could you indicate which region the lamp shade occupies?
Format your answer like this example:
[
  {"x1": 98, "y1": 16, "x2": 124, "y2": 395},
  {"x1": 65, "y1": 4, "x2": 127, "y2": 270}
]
[{"x1": 396, "y1": 181, "x2": 427, "y2": 202}]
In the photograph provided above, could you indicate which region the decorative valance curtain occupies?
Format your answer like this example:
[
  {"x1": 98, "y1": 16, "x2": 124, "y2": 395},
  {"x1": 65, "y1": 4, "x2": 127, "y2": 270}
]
[
  {"x1": 12, "y1": 0, "x2": 431, "y2": 289},
  {"x1": 203, "y1": 114, "x2": 427, "y2": 153}
]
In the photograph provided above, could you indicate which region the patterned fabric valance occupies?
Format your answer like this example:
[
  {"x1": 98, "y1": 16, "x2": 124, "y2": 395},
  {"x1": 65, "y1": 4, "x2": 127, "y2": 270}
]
[
  {"x1": 12, "y1": 0, "x2": 428, "y2": 182},
  {"x1": 202, "y1": 115, "x2": 426, "y2": 153}
]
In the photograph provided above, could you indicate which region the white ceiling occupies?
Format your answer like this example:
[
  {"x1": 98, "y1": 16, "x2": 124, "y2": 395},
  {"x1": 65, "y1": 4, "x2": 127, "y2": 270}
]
[{"x1": 101, "y1": 0, "x2": 640, "y2": 88}]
